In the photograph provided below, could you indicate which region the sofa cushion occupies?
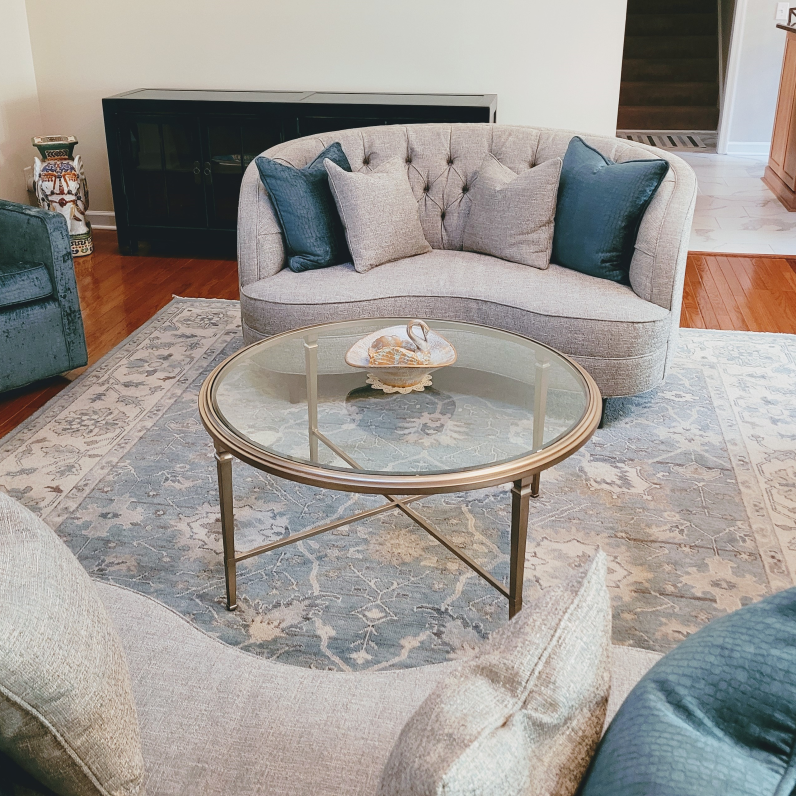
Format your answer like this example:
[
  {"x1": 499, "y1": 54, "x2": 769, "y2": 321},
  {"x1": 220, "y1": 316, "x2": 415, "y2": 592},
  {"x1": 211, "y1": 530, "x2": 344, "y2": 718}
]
[
  {"x1": 578, "y1": 587, "x2": 796, "y2": 796},
  {"x1": 552, "y1": 137, "x2": 669, "y2": 285},
  {"x1": 378, "y1": 553, "x2": 611, "y2": 796},
  {"x1": 0, "y1": 261, "x2": 54, "y2": 308},
  {"x1": 91, "y1": 579, "x2": 659, "y2": 796},
  {"x1": 240, "y1": 250, "x2": 670, "y2": 362},
  {"x1": 462, "y1": 155, "x2": 562, "y2": 269},
  {"x1": 0, "y1": 493, "x2": 145, "y2": 796},
  {"x1": 255, "y1": 142, "x2": 351, "y2": 273},
  {"x1": 325, "y1": 157, "x2": 431, "y2": 272}
]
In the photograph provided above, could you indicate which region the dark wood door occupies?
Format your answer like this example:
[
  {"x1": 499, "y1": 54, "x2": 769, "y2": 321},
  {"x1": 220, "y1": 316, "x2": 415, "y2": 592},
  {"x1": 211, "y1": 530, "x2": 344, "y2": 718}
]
[
  {"x1": 121, "y1": 115, "x2": 206, "y2": 228},
  {"x1": 202, "y1": 116, "x2": 283, "y2": 229}
]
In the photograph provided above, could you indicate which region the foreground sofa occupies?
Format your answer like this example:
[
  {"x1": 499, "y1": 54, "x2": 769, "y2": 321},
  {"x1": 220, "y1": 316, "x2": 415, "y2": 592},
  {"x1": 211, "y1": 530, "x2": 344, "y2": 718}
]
[
  {"x1": 0, "y1": 490, "x2": 661, "y2": 796},
  {"x1": 237, "y1": 124, "x2": 697, "y2": 398}
]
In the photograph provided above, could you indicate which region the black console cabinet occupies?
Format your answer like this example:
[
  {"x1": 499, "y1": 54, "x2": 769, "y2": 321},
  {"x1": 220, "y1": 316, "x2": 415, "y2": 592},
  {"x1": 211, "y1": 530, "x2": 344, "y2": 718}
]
[{"x1": 102, "y1": 90, "x2": 498, "y2": 254}]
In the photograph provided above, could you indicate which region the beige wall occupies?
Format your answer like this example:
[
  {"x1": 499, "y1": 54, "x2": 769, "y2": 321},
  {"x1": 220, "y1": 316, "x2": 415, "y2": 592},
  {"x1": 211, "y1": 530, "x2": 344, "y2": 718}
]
[
  {"x1": 25, "y1": 0, "x2": 629, "y2": 213},
  {"x1": 0, "y1": 0, "x2": 41, "y2": 204},
  {"x1": 720, "y1": 0, "x2": 786, "y2": 154}
]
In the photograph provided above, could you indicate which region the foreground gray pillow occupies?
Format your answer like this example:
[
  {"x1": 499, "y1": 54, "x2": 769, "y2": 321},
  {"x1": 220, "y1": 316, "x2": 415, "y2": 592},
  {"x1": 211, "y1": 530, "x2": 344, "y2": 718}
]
[
  {"x1": 377, "y1": 552, "x2": 611, "y2": 796},
  {"x1": 462, "y1": 155, "x2": 563, "y2": 269},
  {"x1": 0, "y1": 492, "x2": 145, "y2": 796},
  {"x1": 324, "y1": 157, "x2": 431, "y2": 273}
]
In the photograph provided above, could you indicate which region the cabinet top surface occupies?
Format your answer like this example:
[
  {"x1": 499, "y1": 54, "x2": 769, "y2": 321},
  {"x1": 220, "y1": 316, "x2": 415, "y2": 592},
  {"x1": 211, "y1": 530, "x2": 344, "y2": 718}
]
[{"x1": 105, "y1": 89, "x2": 497, "y2": 106}]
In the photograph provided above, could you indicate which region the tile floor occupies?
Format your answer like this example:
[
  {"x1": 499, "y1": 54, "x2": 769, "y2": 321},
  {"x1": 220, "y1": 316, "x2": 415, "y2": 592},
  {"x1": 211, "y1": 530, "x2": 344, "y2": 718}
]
[{"x1": 681, "y1": 152, "x2": 796, "y2": 255}]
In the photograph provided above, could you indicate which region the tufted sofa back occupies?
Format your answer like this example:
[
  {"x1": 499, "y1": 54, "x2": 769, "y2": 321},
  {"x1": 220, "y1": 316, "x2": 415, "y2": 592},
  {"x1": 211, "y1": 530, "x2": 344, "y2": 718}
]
[{"x1": 238, "y1": 124, "x2": 697, "y2": 312}]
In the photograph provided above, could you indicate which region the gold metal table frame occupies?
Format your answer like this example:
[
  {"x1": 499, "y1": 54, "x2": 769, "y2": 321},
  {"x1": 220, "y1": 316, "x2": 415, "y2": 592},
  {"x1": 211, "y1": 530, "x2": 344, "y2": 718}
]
[{"x1": 198, "y1": 321, "x2": 602, "y2": 619}]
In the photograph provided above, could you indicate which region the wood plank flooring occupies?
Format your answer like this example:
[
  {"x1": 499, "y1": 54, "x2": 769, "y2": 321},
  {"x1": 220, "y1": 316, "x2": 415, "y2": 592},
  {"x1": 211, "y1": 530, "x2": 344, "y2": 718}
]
[
  {"x1": 682, "y1": 253, "x2": 796, "y2": 333},
  {"x1": 1, "y1": 231, "x2": 795, "y2": 438}
]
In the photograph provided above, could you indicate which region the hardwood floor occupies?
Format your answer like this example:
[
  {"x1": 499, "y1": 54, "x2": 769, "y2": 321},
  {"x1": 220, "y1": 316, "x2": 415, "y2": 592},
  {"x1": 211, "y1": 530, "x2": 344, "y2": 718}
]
[
  {"x1": 1, "y1": 232, "x2": 795, "y2": 438},
  {"x1": 683, "y1": 253, "x2": 796, "y2": 333}
]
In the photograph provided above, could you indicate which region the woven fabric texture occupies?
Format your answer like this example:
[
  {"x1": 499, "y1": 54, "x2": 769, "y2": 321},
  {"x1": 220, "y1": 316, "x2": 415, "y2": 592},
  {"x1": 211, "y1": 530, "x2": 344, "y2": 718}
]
[
  {"x1": 240, "y1": 249, "x2": 670, "y2": 396},
  {"x1": 254, "y1": 142, "x2": 351, "y2": 273},
  {"x1": 462, "y1": 154, "x2": 562, "y2": 269},
  {"x1": 0, "y1": 492, "x2": 145, "y2": 796},
  {"x1": 96, "y1": 577, "x2": 652, "y2": 796},
  {"x1": 377, "y1": 553, "x2": 611, "y2": 796},
  {"x1": 552, "y1": 137, "x2": 670, "y2": 285},
  {"x1": 325, "y1": 157, "x2": 431, "y2": 272},
  {"x1": 579, "y1": 587, "x2": 796, "y2": 796}
]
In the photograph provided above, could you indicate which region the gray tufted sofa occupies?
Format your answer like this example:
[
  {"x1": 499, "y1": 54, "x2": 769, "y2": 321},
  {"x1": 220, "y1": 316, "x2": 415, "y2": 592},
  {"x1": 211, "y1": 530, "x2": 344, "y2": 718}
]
[{"x1": 237, "y1": 124, "x2": 697, "y2": 398}]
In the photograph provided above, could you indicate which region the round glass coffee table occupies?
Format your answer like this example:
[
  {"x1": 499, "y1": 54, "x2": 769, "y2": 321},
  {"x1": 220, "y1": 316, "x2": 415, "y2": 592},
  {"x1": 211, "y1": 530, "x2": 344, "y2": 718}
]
[{"x1": 198, "y1": 318, "x2": 601, "y2": 617}]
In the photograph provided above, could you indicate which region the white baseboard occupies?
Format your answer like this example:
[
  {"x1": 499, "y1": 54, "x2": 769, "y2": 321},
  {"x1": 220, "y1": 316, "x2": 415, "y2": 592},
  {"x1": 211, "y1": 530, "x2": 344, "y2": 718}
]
[
  {"x1": 724, "y1": 141, "x2": 771, "y2": 157},
  {"x1": 86, "y1": 210, "x2": 116, "y2": 230}
]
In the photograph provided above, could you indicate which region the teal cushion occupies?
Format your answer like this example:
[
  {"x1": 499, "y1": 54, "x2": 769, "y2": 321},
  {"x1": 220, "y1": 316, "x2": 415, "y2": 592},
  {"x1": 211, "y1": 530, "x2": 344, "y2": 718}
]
[
  {"x1": 578, "y1": 588, "x2": 796, "y2": 796},
  {"x1": 256, "y1": 142, "x2": 352, "y2": 273},
  {"x1": 552, "y1": 137, "x2": 669, "y2": 284},
  {"x1": 0, "y1": 261, "x2": 53, "y2": 308}
]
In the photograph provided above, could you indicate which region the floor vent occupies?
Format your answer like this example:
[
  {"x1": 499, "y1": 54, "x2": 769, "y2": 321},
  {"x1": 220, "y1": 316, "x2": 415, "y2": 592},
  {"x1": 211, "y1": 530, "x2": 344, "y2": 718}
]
[{"x1": 617, "y1": 130, "x2": 717, "y2": 151}]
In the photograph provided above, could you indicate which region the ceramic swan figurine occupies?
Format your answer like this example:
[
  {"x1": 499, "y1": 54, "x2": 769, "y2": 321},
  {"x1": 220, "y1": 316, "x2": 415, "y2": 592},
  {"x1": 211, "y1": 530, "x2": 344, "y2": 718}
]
[{"x1": 368, "y1": 320, "x2": 432, "y2": 366}]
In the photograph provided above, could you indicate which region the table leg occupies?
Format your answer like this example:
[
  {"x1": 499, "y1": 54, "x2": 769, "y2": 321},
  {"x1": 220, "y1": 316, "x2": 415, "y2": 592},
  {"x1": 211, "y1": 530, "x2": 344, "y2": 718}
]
[
  {"x1": 509, "y1": 476, "x2": 533, "y2": 619},
  {"x1": 215, "y1": 449, "x2": 237, "y2": 610},
  {"x1": 532, "y1": 355, "x2": 550, "y2": 501},
  {"x1": 304, "y1": 338, "x2": 319, "y2": 463}
]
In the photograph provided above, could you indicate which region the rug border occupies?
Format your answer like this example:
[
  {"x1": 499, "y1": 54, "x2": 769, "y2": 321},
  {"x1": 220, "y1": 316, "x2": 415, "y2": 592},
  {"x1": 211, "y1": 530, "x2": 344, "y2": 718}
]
[{"x1": 0, "y1": 297, "x2": 239, "y2": 450}]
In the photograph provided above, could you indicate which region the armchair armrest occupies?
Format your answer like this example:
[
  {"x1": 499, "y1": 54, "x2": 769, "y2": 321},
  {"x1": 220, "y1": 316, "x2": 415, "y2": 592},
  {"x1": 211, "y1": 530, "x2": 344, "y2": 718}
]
[{"x1": 0, "y1": 200, "x2": 87, "y2": 370}]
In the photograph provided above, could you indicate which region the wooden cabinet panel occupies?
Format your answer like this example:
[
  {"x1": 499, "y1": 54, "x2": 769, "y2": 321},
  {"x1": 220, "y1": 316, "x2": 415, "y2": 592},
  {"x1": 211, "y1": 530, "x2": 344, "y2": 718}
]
[
  {"x1": 770, "y1": 35, "x2": 796, "y2": 182},
  {"x1": 103, "y1": 90, "x2": 497, "y2": 254}
]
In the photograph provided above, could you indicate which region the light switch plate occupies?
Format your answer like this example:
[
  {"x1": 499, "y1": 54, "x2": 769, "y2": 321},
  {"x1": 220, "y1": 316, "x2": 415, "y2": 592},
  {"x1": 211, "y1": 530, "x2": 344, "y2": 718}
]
[
  {"x1": 23, "y1": 166, "x2": 34, "y2": 193},
  {"x1": 777, "y1": 2, "x2": 790, "y2": 21}
]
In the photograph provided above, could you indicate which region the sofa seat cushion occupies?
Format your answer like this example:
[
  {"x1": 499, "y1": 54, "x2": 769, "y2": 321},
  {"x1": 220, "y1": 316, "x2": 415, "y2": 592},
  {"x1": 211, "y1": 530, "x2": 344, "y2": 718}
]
[
  {"x1": 94, "y1": 581, "x2": 660, "y2": 796},
  {"x1": 0, "y1": 261, "x2": 54, "y2": 308},
  {"x1": 240, "y1": 250, "x2": 670, "y2": 362}
]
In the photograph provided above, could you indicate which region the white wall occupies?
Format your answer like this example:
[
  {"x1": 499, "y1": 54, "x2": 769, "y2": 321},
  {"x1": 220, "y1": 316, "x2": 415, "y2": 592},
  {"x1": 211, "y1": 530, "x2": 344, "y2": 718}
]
[
  {"x1": 720, "y1": 0, "x2": 787, "y2": 155},
  {"x1": 24, "y1": 0, "x2": 629, "y2": 212},
  {"x1": 0, "y1": 0, "x2": 41, "y2": 204}
]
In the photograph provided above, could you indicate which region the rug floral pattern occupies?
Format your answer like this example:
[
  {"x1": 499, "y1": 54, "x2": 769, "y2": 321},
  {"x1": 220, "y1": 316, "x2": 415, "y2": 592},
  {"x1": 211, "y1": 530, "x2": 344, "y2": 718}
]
[{"x1": 1, "y1": 299, "x2": 794, "y2": 670}]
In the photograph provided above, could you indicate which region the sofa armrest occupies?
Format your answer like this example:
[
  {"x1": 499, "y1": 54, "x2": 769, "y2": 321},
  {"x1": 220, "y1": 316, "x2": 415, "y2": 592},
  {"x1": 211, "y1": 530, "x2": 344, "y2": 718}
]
[
  {"x1": 237, "y1": 162, "x2": 285, "y2": 289},
  {"x1": 628, "y1": 151, "x2": 697, "y2": 313}
]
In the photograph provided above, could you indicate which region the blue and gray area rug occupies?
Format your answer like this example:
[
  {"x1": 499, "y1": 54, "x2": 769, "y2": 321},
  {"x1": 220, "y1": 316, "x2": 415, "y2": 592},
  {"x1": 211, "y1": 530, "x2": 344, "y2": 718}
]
[{"x1": 1, "y1": 298, "x2": 794, "y2": 670}]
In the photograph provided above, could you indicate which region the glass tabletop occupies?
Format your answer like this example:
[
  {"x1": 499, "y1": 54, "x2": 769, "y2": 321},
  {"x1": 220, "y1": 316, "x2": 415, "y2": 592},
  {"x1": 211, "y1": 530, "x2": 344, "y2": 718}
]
[{"x1": 210, "y1": 319, "x2": 591, "y2": 477}]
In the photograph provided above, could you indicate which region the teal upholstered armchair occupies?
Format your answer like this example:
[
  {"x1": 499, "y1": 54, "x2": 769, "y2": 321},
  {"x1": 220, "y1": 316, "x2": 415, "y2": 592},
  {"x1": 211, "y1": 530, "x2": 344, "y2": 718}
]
[{"x1": 0, "y1": 200, "x2": 87, "y2": 392}]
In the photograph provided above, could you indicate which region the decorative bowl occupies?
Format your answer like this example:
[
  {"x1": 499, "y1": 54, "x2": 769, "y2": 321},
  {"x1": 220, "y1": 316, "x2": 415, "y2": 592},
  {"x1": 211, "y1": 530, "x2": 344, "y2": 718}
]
[{"x1": 345, "y1": 320, "x2": 457, "y2": 393}]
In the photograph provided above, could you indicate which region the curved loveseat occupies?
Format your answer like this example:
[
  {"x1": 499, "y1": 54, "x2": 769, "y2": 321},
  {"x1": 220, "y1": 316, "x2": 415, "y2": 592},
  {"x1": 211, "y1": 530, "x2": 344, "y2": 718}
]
[{"x1": 237, "y1": 124, "x2": 697, "y2": 397}]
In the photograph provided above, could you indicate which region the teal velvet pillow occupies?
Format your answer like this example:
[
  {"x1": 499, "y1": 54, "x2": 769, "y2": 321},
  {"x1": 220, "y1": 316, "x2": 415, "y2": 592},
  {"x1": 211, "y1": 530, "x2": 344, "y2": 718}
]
[
  {"x1": 256, "y1": 142, "x2": 351, "y2": 273},
  {"x1": 552, "y1": 137, "x2": 669, "y2": 284},
  {"x1": 578, "y1": 588, "x2": 796, "y2": 796}
]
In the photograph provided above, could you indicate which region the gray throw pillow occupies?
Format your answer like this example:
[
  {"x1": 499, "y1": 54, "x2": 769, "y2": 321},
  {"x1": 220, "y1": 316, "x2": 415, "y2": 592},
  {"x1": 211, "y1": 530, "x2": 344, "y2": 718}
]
[
  {"x1": 324, "y1": 157, "x2": 432, "y2": 273},
  {"x1": 377, "y1": 552, "x2": 611, "y2": 796},
  {"x1": 462, "y1": 154, "x2": 563, "y2": 269},
  {"x1": 0, "y1": 492, "x2": 145, "y2": 796}
]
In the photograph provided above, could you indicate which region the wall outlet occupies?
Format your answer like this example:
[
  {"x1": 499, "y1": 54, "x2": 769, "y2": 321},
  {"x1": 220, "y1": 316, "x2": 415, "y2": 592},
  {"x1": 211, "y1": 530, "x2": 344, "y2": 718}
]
[
  {"x1": 777, "y1": 2, "x2": 790, "y2": 21},
  {"x1": 23, "y1": 166, "x2": 34, "y2": 193}
]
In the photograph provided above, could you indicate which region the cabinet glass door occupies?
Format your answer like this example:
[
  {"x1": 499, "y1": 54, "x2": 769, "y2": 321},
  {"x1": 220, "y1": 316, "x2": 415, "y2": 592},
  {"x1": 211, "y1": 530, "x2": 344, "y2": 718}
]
[
  {"x1": 123, "y1": 116, "x2": 206, "y2": 228},
  {"x1": 203, "y1": 117, "x2": 282, "y2": 229}
]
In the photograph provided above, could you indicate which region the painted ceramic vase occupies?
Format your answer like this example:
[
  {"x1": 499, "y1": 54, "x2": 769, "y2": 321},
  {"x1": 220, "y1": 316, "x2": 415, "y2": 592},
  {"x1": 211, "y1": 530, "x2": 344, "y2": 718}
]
[{"x1": 32, "y1": 135, "x2": 93, "y2": 257}]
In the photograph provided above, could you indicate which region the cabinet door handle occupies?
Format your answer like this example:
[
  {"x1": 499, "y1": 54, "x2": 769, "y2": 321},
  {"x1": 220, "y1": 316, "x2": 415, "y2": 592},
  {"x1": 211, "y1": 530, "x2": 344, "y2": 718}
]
[
  {"x1": 203, "y1": 161, "x2": 213, "y2": 184},
  {"x1": 193, "y1": 161, "x2": 201, "y2": 185}
]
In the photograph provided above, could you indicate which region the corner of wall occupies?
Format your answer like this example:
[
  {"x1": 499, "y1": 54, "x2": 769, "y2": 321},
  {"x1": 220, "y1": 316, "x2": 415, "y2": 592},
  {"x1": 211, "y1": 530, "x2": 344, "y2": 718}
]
[{"x1": 0, "y1": 0, "x2": 43, "y2": 205}]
